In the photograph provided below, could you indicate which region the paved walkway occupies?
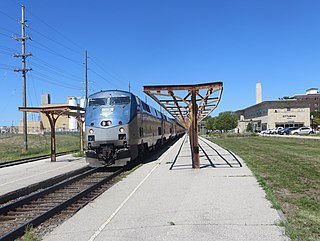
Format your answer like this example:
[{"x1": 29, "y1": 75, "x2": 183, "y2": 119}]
[
  {"x1": 0, "y1": 155, "x2": 87, "y2": 196},
  {"x1": 43, "y1": 136, "x2": 289, "y2": 241}
]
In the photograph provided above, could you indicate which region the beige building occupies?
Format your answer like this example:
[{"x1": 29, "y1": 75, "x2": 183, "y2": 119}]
[
  {"x1": 236, "y1": 99, "x2": 310, "y2": 133},
  {"x1": 18, "y1": 95, "x2": 81, "y2": 134}
]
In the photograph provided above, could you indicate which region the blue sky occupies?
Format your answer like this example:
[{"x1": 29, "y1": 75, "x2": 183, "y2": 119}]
[{"x1": 0, "y1": 0, "x2": 319, "y2": 126}]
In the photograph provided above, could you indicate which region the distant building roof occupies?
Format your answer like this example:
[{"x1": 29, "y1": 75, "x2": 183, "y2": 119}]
[{"x1": 236, "y1": 99, "x2": 309, "y2": 113}]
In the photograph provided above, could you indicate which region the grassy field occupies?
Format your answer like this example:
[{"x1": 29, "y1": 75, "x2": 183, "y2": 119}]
[
  {"x1": 207, "y1": 134, "x2": 320, "y2": 241},
  {"x1": 0, "y1": 133, "x2": 81, "y2": 161}
]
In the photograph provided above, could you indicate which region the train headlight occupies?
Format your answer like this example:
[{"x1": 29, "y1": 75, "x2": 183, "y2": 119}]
[
  {"x1": 119, "y1": 127, "x2": 125, "y2": 133},
  {"x1": 89, "y1": 129, "x2": 94, "y2": 134},
  {"x1": 101, "y1": 120, "x2": 112, "y2": 126}
]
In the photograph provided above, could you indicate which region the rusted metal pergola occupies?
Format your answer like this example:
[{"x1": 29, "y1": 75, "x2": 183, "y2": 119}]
[
  {"x1": 19, "y1": 105, "x2": 85, "y2": 162},
  {"x1": 144, "y1": 82, "x2": 223, "y2": 168}
]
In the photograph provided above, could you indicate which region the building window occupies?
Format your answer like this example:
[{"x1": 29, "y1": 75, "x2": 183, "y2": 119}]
[{"x1": 274, "y1": 110, "x2": 278, "y2": 113}]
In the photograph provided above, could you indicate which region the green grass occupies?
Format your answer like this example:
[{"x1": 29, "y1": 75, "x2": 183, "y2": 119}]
[
  {"x1": 0, "y1": 134, "x2": 81, "y2": 161},
  {"x1": 22, "y1": 225, "x2": 41, "y2": 241},
  {"x1": 206, "y1": 134, "x2": 320, "y2": 241}
]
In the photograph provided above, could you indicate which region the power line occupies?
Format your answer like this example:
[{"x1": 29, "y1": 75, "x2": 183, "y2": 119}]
[
  {"x1": 29, "y1": 59, "x2": 82, "y2": 82},
  {"x1": 31, "y1": 70, "x2": 83, "y2": 90},
  {"x1": 28, "y1": 26, "x2": 83, "y2": 57},
  {"x1": 0, "y1": 46, "x2": 20, "y2": 53},
  {"x1": 0, "y1": 9, "x2": 18, "y2": 22},
  {"x1": 26, "y1": 9, "x2": 84, "y2": 52},
  {"x1": 29, "y1": 40, "x2": 83, "y2": 65},
  {"x1": 0, "y1": 32, "x2": 13, "y2": 38},
  {"x1": 89, "y1": 56, "x2": 128, "y2": 85},
  {"x1": 0, "y1": 26, "x2": 19, "y2": 35},
  {"x1": 0, "y1": 64, "x2": 17, "y2": 69},
  {"x1": 89, "y1": 68, "x2": 122, "y2": 90}
]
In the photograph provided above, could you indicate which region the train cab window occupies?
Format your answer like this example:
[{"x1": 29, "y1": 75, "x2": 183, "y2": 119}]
[
  {"x1": 89, "y1": 98, "x2": 107, "y2": 106},
  {"x1": 110, "y1": 96, "x2": 130, "y2": 106}
]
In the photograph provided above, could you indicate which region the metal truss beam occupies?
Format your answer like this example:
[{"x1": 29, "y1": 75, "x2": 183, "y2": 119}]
[{"x1": 144, "y1": 81, "x2": 223, "y2": 168}]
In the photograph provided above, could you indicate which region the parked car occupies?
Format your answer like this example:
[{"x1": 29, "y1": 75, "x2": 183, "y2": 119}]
[
  {"x1": 271, "y1": 127, "x2": 284, "y2": 134},
  {"x1": 261, "y1": 128, "x2": 272, "y2": 134},
  {"x1": 279, "y1": 127, "x2": 298, "y2": 135},
  {"x1": 290, "y1": 127, "x2": 314, "y2": 135}
]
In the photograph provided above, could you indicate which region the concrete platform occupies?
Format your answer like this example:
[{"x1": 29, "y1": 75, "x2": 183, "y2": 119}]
[
  {"x1": 0, "y1": 155, "x2": 88, "y2": 196},
  {"x1": 43, "y1": 136, "x2": 289, "y2": 241}
]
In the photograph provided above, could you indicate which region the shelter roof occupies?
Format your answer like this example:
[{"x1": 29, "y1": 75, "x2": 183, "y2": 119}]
[
  {"x1": 144, "y1": 82, "x2": 223, "y2": 126},
  {"x1": 19, "y1": 104, "x2": 85, "y2": 117}
]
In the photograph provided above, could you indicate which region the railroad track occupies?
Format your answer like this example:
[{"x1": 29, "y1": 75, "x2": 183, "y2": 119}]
[
  {"x1": 0, "y1": 166, "x2": 124, "y2": 241},
  {"x1": 0, "y1": 150, "x2": 78, "y2": 168}
]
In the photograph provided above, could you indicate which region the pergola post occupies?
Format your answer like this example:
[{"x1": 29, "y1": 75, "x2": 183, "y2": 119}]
[
  {"x1": 191, "y1": 90, "x2": 200, "y2": 168},
  {"x1": 46, "y1": 113, "x2": 58, "y2": 162},
  {"x1": 78, "y1": 117, "x2": 84, "y2": 153}
]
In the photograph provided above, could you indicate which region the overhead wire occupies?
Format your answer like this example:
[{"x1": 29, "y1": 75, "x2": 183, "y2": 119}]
[
  {"x1": 89, "y1": 68, "x2": 122, "y2": 90},
  {"x1": 0, "y1": 9, "x2": 18, "y2": 22},
  {"x1": 0, "y1": 26, "x2": 19, "y2": 35},
  {"x1": 29, "y1": 59, "x2": 82, "y2": 83},
  {"x1": 0, "y1": 32, "x2": 14, "y2": 38},
  {"x1": 29, "y1": 40, "x2": 83, "y2": 65},
  {"x1": 26, "y1": 9, "x2": 84, "y2": 52},
  {"x1": 28, "y1": 26, "x2": 83, "y2": 57},
  {"x1": 89, "y1": 56, "x2": 128, "y2": 86},
  {"x1": 31, "y1": 70, "x2": 83, "y2": 90}
]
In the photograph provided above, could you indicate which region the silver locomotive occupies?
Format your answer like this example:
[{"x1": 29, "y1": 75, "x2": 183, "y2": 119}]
[{"x1": 85, "y1": 90, "x2": 185, "y2": 167}]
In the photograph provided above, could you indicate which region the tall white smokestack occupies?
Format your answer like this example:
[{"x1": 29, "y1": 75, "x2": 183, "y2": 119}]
[{"x1": 256, "y1": 82, "x2": 262, "y2": 104}]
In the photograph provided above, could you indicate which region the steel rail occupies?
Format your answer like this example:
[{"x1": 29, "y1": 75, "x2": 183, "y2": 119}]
[
  {"x1": 0, "y1": 168, "x2": 98, "y2": 216},
  {"x1": 0, "y1": 166, "x2": 90, "y2": 205},
  {"x1": 0, "y1": 167, "x2": 124, "y2": 241}
]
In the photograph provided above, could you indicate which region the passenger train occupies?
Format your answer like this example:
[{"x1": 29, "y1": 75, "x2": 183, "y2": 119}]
[{"x1": 85, "y1": 90, "x2": 185, "y2": 167}]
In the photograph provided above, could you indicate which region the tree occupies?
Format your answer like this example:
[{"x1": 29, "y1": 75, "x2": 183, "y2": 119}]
[
  {"x1": 246, "y1": 122, "x2": 253, "y2": 132},
  {"x1": 215, "y1": 111, "x2": 238, "y2": 132},
  {"x1": 311, "y1": 111, "x2": 320, "y2": 129},
  {"x1": 204, "y1": 116, "x2": 216, "y2": 130}
]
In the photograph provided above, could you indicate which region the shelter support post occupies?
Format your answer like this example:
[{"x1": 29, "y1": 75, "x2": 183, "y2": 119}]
[
  {"x1": 191, "y1": 90, "x2": 200, "y2": 168},
  {"x1": 46, "y1": 113, "x2": 58, "y2": 162},
  {"x1": 78, "y1": 118, "x2": 84, "y2": 153}
]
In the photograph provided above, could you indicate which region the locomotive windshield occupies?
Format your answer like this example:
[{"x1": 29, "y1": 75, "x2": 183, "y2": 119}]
[
  {"x1": 88, "y1": 98, "x2": 107, "y2": 106},
  {"x1": 110, "y1": 96, "x2": 130, "y2": 106},
  {"x1": 88, "y1": 96, "x2": 130, "y2": 107}
]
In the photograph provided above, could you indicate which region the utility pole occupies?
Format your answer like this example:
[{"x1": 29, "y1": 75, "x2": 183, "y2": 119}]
[
  {"x1": 14, "y1": 5, "x2": 32, "y2": 152},
  {"x1": 128, "y1": 81, "x2": 130, "y2": 92},
  {"x1": 85, "y1": 50, "x2": 88, "y2": 100}
]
